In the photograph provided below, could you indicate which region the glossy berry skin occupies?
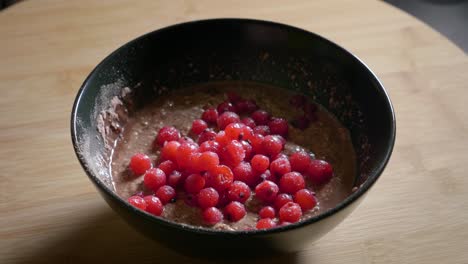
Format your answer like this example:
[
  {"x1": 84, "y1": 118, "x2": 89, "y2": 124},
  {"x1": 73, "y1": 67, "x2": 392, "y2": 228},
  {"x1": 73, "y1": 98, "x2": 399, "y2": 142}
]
[
  {"x1": 274, "y1": 193, "x2": 293, "y2": 211},
  {"x1": 224, "y1": 201, "x2": 246, "y2": 222},
  {"x1": 221, "y1": 140, "x2": 245, "y2": 167},
  {"x1": 289, "y1": 151, "x2": 311, "y2": 173},
  {"x1": 129, "y1": 153, "x2": 152, "y2": 176},
  {"x1": 240, "y1": 140, "x2": 253, "y2": 161},
  {"x1": 268, "y1": 118, "x2": 289, "y2": 137},
  {"x1": 158, "y1": 160, "x2": 177, "y2": 175},
  {"x1": 259, "y1": 170, "x2": 275, "y2": 182},
  {"x1": 176, "y1": 142, "x2": 199, "y2": 170},
  {"x1": 161, "y1": 141, "x2": 181, "y2": 162},
  {"x1": 250, "y1": 134, "x2": 265, "y2": 154},
  {"x1": 227, "y1": 181, "x2": 251, "y2": 203},
  {"x1": 259, "y1": 206, "x2": 276, "y2": 219},
  {"x1": 307, "y1": 159, "x2": 333, "y2": 185},
  {"x1": 217, "y1": 101, "x2": 236, "y2": 114},
  {"x1": 155, "y1": 185, "x2": 176, "y2": 204},
  {"x1": 255, "y1": 180, "x2": 279, "y2": 202},
  {"x1": 201, "y1": 107, "x2": 218, "y2": 124},
  {"x1": 215, "y1": 131, "x2": 230, "y2": 147},
  {"x1": 270, "y1": 157, "x2": 291, "y2": 177},
  {"x1": 128, "y1": 196, "x2": 147, "y2": 210},
  {"x1": 251, "y1": 110, "x2": 270, "y2": 126},
  {"x1": 206, "y1": 165, "x2": 234, "y2": 192},
  {"x1": 198, "y1": 129, "x2": 217, "y2": 144},
  {"x1": 202, "y1": 207, "x2": 223, "y2": 225},
  {"x1": 197, "y1": 187, "x2": 219, "y2": 209},
  {"x1": 262, "y1": 135, "x2": 283, "y2": 157},
  {"x1": 199, "y1": 140, "x2": 221, "y2": 154},
  {"x1": 256, "y1": 218, "x2": 276, "y2": 229},
  {"x1": 143, "y1": 168, "x2": 166, "y2": 191},
  {"x1": 232, "y1": 162, "x2": 258, "y2": 187},
  {"x1": 184, "y1": 174, "x2": 205, "y2": 194},
  {"x1": 143, "y1": 196, "x2": 164, "y2": 216},
  {"x1": 195, "y1": 151, "x2": 219, "y2": 172},
  {"x1": 167, "y1": 170, "x2": 182, "y2": 188},
  {"x1": 224, "y1": 123, "x2": 244, "y2": 140},
  {"x1": 217, "y1": 111, "x2": 240, "y2": 130},
  {"x1": 253, "y1": 125, "x2": 270, "y2": 136},
  {"x1": 279, "y1": 202, "x2": 302, "y2": 223},
  {"x1": 251, "y1": 154, "x2": 270, "y2": 173},
  {"x1": 155, "y1": 126, "x2": 181, "y2": 147},
  {"x1": 294, "y1": 189, "x2": 317, "y2": 212},
  {"x1": 191, "y1": 119, "x2": 208, "y2": 135},
  {"x1": 279, "y1": 172, "x2": 306, "y2": 194},
  {"x1": 241, "y1": 117, "x2": 256, "y2": 128}
]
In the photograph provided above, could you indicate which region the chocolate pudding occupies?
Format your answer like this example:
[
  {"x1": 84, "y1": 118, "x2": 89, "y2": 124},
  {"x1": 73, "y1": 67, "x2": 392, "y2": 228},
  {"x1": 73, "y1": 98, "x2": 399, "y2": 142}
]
[{"x1": 109, "y1": 81, "x2": 356, "y2": 230}]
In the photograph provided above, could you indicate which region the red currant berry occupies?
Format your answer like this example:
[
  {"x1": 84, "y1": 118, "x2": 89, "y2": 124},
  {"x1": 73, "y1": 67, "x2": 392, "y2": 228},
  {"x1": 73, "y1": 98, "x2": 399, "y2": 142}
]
[
  {"x1": 251, "y1": 110, "x2": 271, "y2": 125},
  {"x1": 259, "y1": 169, "x2": 275, "y2": 182},
  {"x1": 240, "y1": 140, "x2": 253, "y2": 161},
  {"x1": 160, "y1": 141, "x2": 181, "y2": 162},
  {"x1": 217, "y1": 111, "x2": 240, "y2": 130},
  {"x1": 143, "y1": 195, "x2": 163, "y2": 216},
  {"x1": 259, "y1": 206, "x2": 276, "y2": 219},
  {"x1": 274, "y1": 193, "x2": 293, "y2": 211},
  {"x1": 253, "y1": 125, "x2": 270, "y2": 136},
  {"x1": 294, "y1": 189, "x2": 317, "y2": 212},
  {"x1": 233, "y1": 162, "x2": 258, "y2": 187},
  {"x1": 251, "y1": 154, "x2": 270, "y2": 173},
  {"x1": 289, "y1": 151, "x2": 311, "y2": 173},
  {"x1": 129, "y1": 153, "x2": 152, "y2": 175},
  {"x1": 158, "y1": 160, "x2": 177, "y2": 175},
  {"x1": 270, "y1": 157, "x2": 291, "y2": 177},
  {"x1": 217, "y1": 101, "x2": 236, "y2": 114},
  {"x1": 256, "y1": 218, "x2": 276, "y2": 229},
  {"x1": 191, "y1": 119, "x2": 208, "y2": 135},
  {"x1": 279, "y1": 202, "x2": 302, "y2": 223},
  {"x1": 198, "y1": 129, "x2": 217, "y2": 144},
  {"x1": 196, "y1": 151, "x2": 220, "y2": 171},
  {"x1": 205, "y1": 165, "x2": 234, "y2": 192},
  {"x1": 224, "y1": 201, "x2": 246, "y2": 222},
  {"x1": 225, "y1": 122, "x2": 244, "y2": 140},
  {"x1": 128, "y1": 196, "x2": 147, "y2": 210},
  {"x1": 268, "y1": 118, "x2": 288, "y2": 137},
  {"x1": 201, "y1": 107, "x2": 218, "y2": 124},
  {"x1": 155, "y1": 185, "x2": 176, "y2": 204},
  {"x1": 262, "y1": 135, "x2": 283, "y2": 157},
  {"x1": 221, "y1": 140, "x2": 245, "y2": 167},
  {"x1": 155, "y1": 126, "x2": 181, "y2": 147},
  {"x1": 307, "y1": 159, "x2": 333, "y2": 185},
  {"x1": 279, "y1": 172, "x2": 305, "y2": 194},
  {"x1": 202, "y1": 207, "x2": 223, "y2": 225},
  {"x1": 241, "y1": 117, "x2": 256, "y2": 128},
  {"x1": 143, "y1": 168, "x2": 166, "y2": 191},
  {"x1": 184, "y1": 174, "x2": 205, "y2": 194},
  {"x1": 167, "y1": 170, "x2": 182, "y2": 188},
  {"x1": 197, "y1": 187, "x2": 219, "y2": 209},
  {"x1": 215, "y1": 130, "x2": 230, "y2": 147},
  {"x1": 227, "y1": 181, "x2": 251, "y2": 203},
  {"x1": 199, "y1": 140, "x2": 221, "y2": 154},
  {"x1": 176, "y1": 142, "x2": 199, "y2": 170},
  {"x1": 250, "y1": 133, "x2": 265, "y2": 154},
  {"x1": 255, "y1": 180, "x2": 279, "y2": 202}
]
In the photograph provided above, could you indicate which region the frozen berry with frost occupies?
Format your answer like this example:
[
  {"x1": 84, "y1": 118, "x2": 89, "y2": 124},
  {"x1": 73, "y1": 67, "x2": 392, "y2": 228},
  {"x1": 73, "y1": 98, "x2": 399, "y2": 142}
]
[
  {"x1": 143, "y1": 195, "x2": 163, "y2": 216},
  {"x1": 224, "y1": 201, "x2": 246, "y2": 222},
  {"x1": 279, "y1": 202, "x2": 302, "y2": 223},
  {"x1": 259, "y1": 206, "x2": 276, "y2": 219},
  {"x1": 294, "y1": 189, "x2": 317, "y2": 212},
  {"x1": 129, "y1": 153, "x2": 152, "y2": 175},
  {"x1": 307, "y1": 159, "x2": 333, "y2": 185},
  {"x1": 202, "y1": 207, "x2": 223, "y2": 225},
  {"x1": 128, "y1": 196, "x2": 147, "y2": 210},
  {"x1": 197, "y1": 187, "x2": 219, "y2": 209},
  {"x1": 143, "y1": 168, "x2": 166, "y2": 191},
  {"x1": 155, "y1": 185, "x2": 176, "y2": 204},
  {"x1": 155, "y1": 126, "x2": 181, "y2": 147},
  {"x1": 255, "y1": 180, "x2": 279, "y2": 202},
  {"x1": 227, "y1": 181, "x2": 251, "y2": 203}
]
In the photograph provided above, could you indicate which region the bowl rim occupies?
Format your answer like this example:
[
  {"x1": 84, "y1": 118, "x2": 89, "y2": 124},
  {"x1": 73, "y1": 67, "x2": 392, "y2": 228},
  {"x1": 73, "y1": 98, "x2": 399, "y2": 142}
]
[{"x1": 71, "y1": 18, "x2": 396, "y2": 236}]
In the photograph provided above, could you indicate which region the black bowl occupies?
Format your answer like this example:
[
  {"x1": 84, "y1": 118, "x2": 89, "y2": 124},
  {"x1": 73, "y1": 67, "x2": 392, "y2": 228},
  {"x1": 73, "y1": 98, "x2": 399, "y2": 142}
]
[{"x1": 71, "y1": 19, "x2": 395, "y2": 256}]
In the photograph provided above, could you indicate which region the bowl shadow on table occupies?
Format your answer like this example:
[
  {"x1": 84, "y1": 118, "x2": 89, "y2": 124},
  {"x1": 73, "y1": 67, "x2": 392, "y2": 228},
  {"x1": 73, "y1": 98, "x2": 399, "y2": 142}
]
[{"x1": 18, "y1": 208, "x2": 309, "y2": 264}]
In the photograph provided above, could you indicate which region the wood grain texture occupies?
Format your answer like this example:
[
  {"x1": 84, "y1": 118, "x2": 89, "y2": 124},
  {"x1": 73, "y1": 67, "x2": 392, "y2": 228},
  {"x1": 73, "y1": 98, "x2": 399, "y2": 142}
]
[{"x1": 1, "y1": 0, "x2": 467, "y2": 263}]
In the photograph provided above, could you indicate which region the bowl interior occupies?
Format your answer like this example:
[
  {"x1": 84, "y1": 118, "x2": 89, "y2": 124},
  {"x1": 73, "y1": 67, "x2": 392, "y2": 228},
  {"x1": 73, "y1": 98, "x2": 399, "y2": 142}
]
[{"x1": 72, "y1": 19, "x2": 395, "y2": 232}]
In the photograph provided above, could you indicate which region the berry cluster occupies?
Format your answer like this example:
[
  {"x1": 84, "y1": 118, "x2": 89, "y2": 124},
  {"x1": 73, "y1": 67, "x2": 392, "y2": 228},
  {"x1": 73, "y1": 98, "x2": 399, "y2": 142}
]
[{"x1": 126, "y1": 92, "x2": 334, "y2": 230}]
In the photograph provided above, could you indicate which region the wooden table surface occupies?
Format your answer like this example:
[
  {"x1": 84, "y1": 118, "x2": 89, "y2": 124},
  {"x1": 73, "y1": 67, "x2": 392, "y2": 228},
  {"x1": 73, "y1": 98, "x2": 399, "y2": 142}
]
[{"x1": 1, "y1": 0, "x2": 467, "y2": 263}]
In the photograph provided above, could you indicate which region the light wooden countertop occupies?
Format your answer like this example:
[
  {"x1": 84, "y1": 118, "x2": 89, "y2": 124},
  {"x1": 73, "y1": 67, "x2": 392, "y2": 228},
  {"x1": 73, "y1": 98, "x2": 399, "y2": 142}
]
[{"x1": 1, "y1": 0, "x2": 467, "y2": 263}]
